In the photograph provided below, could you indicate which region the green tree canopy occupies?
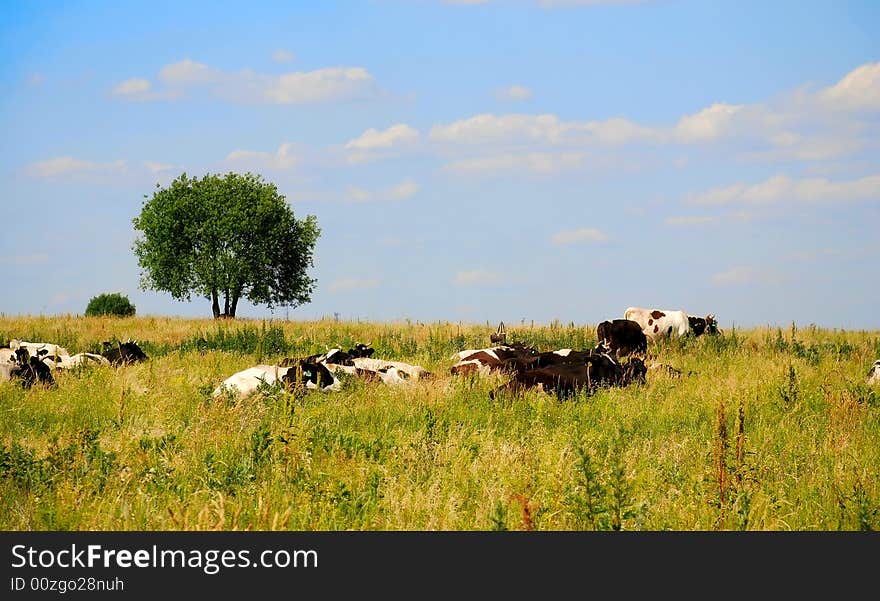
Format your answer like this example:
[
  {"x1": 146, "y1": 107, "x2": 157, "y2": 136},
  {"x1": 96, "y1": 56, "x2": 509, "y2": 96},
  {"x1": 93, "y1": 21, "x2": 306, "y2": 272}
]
[
  {"x1": 84, "y1": 292, "x2": 136, "y2": 317},
  {"x1": 132, "y1": 172, "x2": 320, "y2": 318}
]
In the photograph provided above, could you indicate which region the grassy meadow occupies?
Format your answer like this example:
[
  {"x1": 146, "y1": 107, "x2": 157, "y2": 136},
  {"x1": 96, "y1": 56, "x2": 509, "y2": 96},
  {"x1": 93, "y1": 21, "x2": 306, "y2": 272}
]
[{"x1": 1, "y1": 314, "x2": 878, "y2": 531}]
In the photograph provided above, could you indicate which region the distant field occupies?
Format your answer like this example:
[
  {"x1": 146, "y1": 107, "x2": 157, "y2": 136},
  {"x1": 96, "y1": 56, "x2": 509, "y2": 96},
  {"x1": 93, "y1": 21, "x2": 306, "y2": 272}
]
[{"x1": 1, "y1": 314, "x2": 878, "y2": 530}]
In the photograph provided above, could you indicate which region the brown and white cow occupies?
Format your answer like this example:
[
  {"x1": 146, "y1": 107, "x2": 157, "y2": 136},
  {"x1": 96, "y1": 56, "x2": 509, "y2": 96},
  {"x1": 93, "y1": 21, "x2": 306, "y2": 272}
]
[
  {"x1": 450, "y1": 343, "x2": 537, "y2": 375},
  {"x1": 624, "y1": 307, "x2": 692, "y2": 341}
]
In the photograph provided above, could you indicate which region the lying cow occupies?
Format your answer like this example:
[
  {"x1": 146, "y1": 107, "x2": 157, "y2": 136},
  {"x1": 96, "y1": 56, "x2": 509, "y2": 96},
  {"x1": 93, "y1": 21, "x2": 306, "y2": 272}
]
[
  {"x1": 281, "y1": 342, "x2": 374, "y2": 368},
  {"x1": 868, "y1": 360, "x2": 880, "y2": 385},
  {"x1": 347, "y1": 357, "x2": 431, "y2": 382},
  {"x1": 212, "y1": 361, "x2": 339, "y2": 400},
  {"x1": 490, "y1": 353, "x2": 646, "y2": 400},
  {"x1": 43, "y1": 352, "x2": 111, "y2": 369},
  {"x1": 596, "y1": 319, "x2": 648, "y2": 357},
  {"x1": 101, "y1": 340, "x2": 149, "y2": 366},
  {"x1": 9, "y1": 339, "x2": 70, "y2": 363},
  {"x1": 450, "y1": 343, "x2": 538, "y2": 376},
  {"x1": 0, "y1": 347, "x2": 56, "y2": 388},
  {"x1": 282, "y1": 343, "x2": 429, "y2": 387}
]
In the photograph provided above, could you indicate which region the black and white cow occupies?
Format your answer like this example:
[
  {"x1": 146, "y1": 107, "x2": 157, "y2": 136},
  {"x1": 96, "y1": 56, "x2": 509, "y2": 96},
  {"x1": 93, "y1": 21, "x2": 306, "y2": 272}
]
[
  {"x1": 281, "y1": 342, "x2": 375, "y2": 368},
  {"x1": 212, "y1": 361, "x2": 339, "y2": 400},
  {"x1": 687, "y1": 314, "x2": 719, "y2": 336},
  {"x1": 868, "y1": 360, "x2": 880, "y2": 385},
  {"x1": 9, "y1": 339, "x2": 70, "y2": 360},
  {"x1": 101, "y1": 340, "x2": 149, "y2": 366},
  {"x1": 1, "y1": 347, "x2": 56, "y2": 388},
  {"x1": 596, "y1": 319, "x2": 648, "y2": 357}
]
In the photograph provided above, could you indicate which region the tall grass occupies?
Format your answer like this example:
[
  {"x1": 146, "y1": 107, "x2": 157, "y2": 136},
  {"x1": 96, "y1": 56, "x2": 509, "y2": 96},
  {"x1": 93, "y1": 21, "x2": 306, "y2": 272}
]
[{"x1": 1, "y1": 315, "x2": 878, "y2": 530}]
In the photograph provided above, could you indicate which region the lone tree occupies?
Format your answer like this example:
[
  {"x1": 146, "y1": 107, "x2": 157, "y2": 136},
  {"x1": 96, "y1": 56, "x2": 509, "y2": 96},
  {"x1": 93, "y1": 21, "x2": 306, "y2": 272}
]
[{"x1": 133, "y1": 172, "x2": 320, "y2": 319}]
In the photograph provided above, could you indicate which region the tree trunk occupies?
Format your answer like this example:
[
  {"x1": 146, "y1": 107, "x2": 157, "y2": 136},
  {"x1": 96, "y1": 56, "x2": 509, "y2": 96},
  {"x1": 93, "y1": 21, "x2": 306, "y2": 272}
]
[
  {"x1": 223, "y1": 289, "x2": 230, "y2": 317},
  {"x1": 230, "y1": 292, "x2": 240, "y2": 317},
  {"x1": 211, "y1": 289, "x2": 221, "y2": 319}
]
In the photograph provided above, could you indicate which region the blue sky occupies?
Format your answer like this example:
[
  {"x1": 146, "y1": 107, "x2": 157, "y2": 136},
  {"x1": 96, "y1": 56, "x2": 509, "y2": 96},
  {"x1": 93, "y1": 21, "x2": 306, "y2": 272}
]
[{"x1": 1, "y1": 0, "x2": 878, "y2": 328}]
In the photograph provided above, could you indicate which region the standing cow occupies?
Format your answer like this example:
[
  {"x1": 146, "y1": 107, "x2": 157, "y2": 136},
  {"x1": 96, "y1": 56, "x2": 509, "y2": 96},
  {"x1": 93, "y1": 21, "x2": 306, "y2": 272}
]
[
  {"x1": 596, "y1": 319, "x2": 648, "y2": 357},
  {"x1": 624, "y1": 307, "x2": 691, "y2": 341}
]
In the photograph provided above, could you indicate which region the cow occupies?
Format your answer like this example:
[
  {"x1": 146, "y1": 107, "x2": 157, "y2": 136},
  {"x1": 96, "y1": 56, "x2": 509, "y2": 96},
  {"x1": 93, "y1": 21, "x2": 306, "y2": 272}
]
[
  {"x1": 212, "y1": 362, "x2": 339, "y2": 400},
  {"x1": 9, "y1": 339, "x2": 70, "y2": 359},
  {"x1": 596, "y1": 319, "x2": 648, "y2": 357},
  {"x1": 349, "y1": 357, "x2": 431, "y2": 381},
  {"x1": 687, "y1": 314, "x2": 719, "y2": 336},
  {"x1": 624, "y1": 307, "x2": 691, "y2": 341},
  {"x1": 490, "y1": 354, "x2": 646, "y2": 400},
  {"x1": 450, "y1": 343, "x2": 537, "y2": 375},
  {"x1": 281, "y1": 344, "x2": 427, "y2": 387},
  {"x1": 868, "y1": 360, "x2": 880, "y2": 385},
  {"x1": 280, "y1": 342, "x2": 374, "y2": 368},
  {"x1": 101, "y1": 340, "x2": 149, "y2": 366},
  {"x1": 2, "y1": 347, "x2": 56, "y2": 388},
  {"x1": 55, "y1": 353, "x2": 112, "y2": 369},
  {"x1": 0, "y1": 347, "x2": 15, "y2": 364},
  {"x1": 9, "y1": 339, "x2": 70, "y2": 368}
]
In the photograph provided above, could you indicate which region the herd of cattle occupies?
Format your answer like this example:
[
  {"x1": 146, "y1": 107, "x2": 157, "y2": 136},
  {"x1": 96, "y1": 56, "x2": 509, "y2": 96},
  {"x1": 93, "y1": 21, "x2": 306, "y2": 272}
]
[{"x1": 2, "y1": 307, "x2": 879, "y2": 399}]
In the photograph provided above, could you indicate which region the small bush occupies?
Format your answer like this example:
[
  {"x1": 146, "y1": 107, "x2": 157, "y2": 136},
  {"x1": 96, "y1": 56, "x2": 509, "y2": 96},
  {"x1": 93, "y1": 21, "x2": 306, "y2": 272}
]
[{"x1": 84, "y1": 293, "x2": 136, "y2": 318}]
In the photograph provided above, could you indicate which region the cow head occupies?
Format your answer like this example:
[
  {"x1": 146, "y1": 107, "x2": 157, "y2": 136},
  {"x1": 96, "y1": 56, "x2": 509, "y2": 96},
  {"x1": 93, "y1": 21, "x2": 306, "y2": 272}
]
[
  {"x1": 705, "y1": 314, "x2": 719, "y2": 335},
  {"x1": 348, "y1": 342, "x2": 375, "y2": 358}
]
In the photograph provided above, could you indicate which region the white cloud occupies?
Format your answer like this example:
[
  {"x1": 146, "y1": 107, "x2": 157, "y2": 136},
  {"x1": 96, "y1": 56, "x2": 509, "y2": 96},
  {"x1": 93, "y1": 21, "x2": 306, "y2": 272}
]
[
  {"x1": 664, "y1": 216, "x2": 719, "y2": 227},
  {"x1": 818, "y1": 62, "x2": 880, "y2": 112},
  {"x1": 272, "y1": 50, "x2": 295, "y2": 64},
  {"x1": 24, "y1": 156, "x2": 127, "y2": 178},
  {"x1": 144, "y1": 161, "x2": 177, "y2": 173},
  {"x1": 674, "y1": 103, "x2": 744, "y2": 143},
  {"x1": 496, "y1": 85, "x2": 532, "y2": 101},
  {"x1": 689, "y1": 173, "x2": 880, "y2": 206},
  {"x1": 550, "y1": 227, "x2": 609, "y2": 245},
  {"x1": 263, "y1": 67, "x2": 374, "y2": 104},
  {"x1": 444, "y1": 152, "x2": 585, "y2": 175},
  {"x1": 328, "y1": 278, "x2": 379, "y2": 293},
  {"x1": 112, "y1": 77, "x2": 152, "y2": 96},
  {"x1": 430, "y1": 113, "x2": 569, "y2": 145},
  {"x1": 114, "y1": 59, "x2": 376, "y2": 104},
  {"x1": 446, "y1": 0, "x2": 650, "y2": 5},
  {"x1": 225, "y1": 143, "x2": 299, "y2": 170},
  {"x1": 744, "y1": 137, "x2": 866, "y2": 163},
  {"x1": 158, "y1": 59, "x2": 220, "y2": 86},
  {"x1": 711, "y1": 266, "x2": 754, "y2": 286},
  {"x1": 110, "y1": 76, "x2": 179, "y2": 101},
  {"x1": 346, "y1": 179, "x2": 419, "y2": 203},
  {"x1": 454, "y1": 270, "x2": 502, "y2": 286},
  {"x1": 388, "y1": 180, "x2": 420, "y2": 200},
  {"x1": 539, "y1": 0, "x2": 649, "y2": 5},
  {"x1": 345, "y1": 124, "x2": 419, "y2": 151},
  {"x1": 430, "y1": 112, "x2": 661, "y2": 146}
]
